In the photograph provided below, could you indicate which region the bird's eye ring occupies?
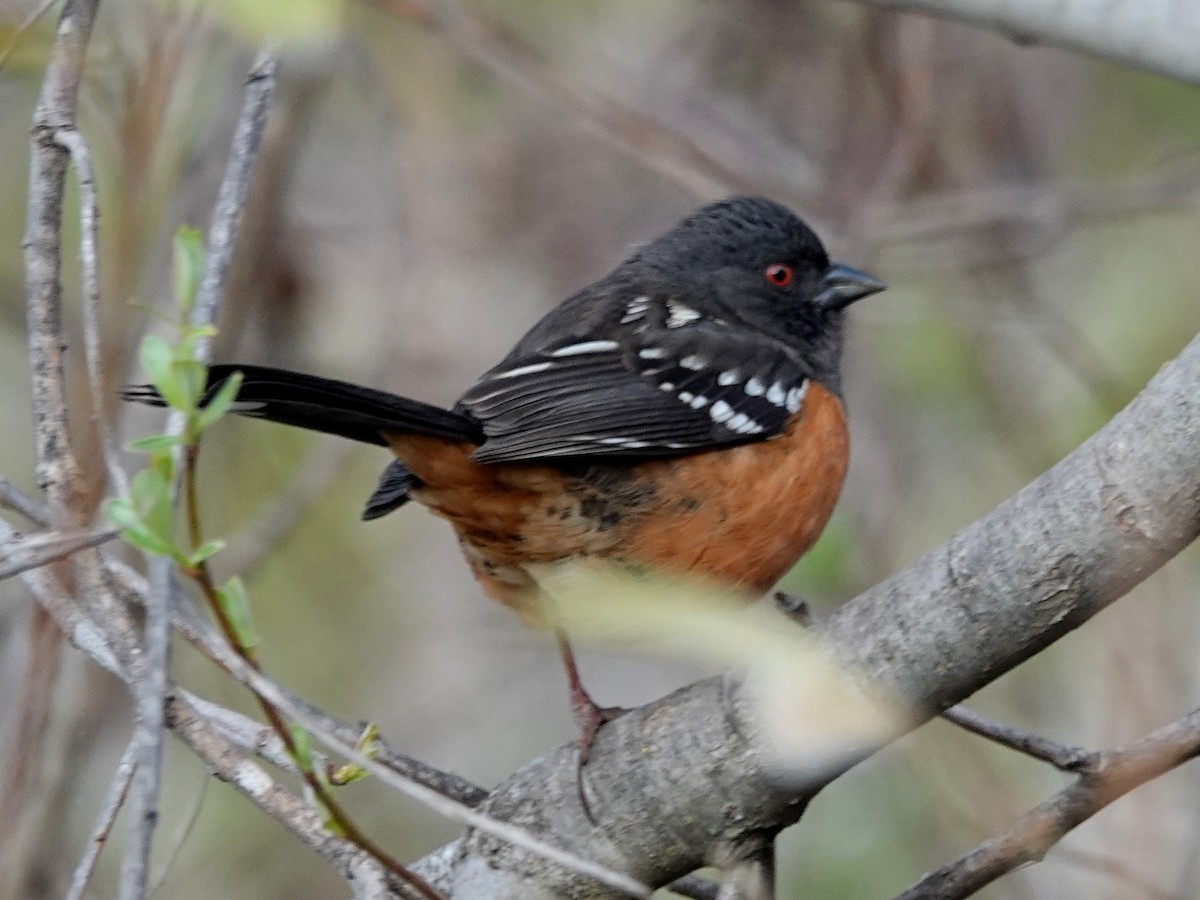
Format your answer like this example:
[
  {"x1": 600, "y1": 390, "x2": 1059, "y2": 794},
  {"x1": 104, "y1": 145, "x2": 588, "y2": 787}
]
[{"x1": 765, "y1": 264, "x2": 793, "y2": 287}]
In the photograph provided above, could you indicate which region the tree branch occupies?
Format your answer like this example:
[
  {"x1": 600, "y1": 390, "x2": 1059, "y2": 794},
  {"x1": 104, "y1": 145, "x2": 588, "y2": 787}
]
[
  {"x1": 123, "y1": 47, "x2": 279, "y2": 899},
  {"x1": 894, "y1": 708, "x2": 1200, "y2": 898},
  {"x1": 849, "y1": 0, "x2": 1200, "y2": 87}
]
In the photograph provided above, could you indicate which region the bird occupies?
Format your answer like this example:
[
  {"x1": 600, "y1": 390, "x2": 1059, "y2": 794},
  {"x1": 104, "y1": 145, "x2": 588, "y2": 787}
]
[{"x1": 125, "y1": 195, "x2": 884, "y2": 777}]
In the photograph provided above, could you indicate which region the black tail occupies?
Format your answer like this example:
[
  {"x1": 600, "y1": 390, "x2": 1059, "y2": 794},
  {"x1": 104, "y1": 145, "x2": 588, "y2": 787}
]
[{"x1": 123, "y1": 364, "x2": 484, "y2": 447}]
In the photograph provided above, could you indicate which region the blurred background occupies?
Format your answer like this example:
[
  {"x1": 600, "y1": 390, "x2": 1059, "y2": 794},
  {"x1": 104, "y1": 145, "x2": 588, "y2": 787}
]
[{"x1": 1, "y1": 0, "x2": 1199, "y2": 897}]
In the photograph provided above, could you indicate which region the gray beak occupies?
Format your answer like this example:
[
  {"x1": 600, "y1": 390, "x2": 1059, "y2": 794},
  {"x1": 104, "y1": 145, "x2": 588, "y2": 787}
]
[{"x1": 816, "y1": 263, "x2": 886, "y2": 310}]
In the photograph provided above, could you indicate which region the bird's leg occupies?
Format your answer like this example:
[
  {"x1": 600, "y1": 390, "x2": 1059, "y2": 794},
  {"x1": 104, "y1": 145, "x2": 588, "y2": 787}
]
[{"x1": 556, "y1": 630, "x2": 624, "y2": 764}]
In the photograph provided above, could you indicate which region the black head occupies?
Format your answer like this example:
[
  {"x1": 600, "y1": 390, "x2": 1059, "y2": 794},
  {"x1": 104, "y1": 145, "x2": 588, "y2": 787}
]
[{"x1": 627, "y1": 196, "x2": 885, "y2": 389}]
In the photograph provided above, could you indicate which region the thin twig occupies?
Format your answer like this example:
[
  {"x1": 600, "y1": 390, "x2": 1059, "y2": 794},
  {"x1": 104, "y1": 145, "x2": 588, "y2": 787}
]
[
  {"x1": 105, "y1": 555, "x2": 491, "y2": 806},
  {"x1": 894, "y1": 708, "x2": 1200, "y2": 899},
  {"x1": 940, "y1": 705, "x2": 1095, "y2": 772},
  {"x1": 65, "y1": 738, "x2": 138, "y2": 900},
  {"x1": 8, "y1": 538, "x2": 395, "y2": 893},
  {"x1": 368, "y1": 0, "x2": 809, "y2": 201},
  {"x1": 0, "y1": 524, "x2": 119, "y2": 581},
  {"x1": 54, "y1": 127, "x2": 131, "y2": 500},
  {"x1": 122, "y1": 47, "x2": 280, "y2": 900},
  {"x1": 0, "y1": 477, "x2": 50, "y2": 525},
  {"x1": 0, "y1": 0, "x2": 60, "y2": 72},
  {"x1": 191, "y1": 48, "x2": 279, "y2": 356},
  {"x1": 178, "y1": 600, "x2": 651, "y2": 898},
  {"x1": 222, "y1": 441, "x2": 357, "y2": 578}
]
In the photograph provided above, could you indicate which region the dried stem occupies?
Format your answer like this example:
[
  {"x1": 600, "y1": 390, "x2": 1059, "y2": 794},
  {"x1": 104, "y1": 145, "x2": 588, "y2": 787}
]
[
  {"x1": 894, "y1": 708, "x2": 1200, "y2": 899},
  {"x1": 65, "y1": 738, "x2": 138, "y2": 900}
]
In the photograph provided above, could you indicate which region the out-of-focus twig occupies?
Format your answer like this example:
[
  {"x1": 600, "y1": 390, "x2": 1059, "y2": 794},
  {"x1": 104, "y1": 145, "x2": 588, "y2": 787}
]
[
  {"x1": 849, "y1": 0, "x2": 1200, "y2": 88},
  {"x1": 0, "y1": 477, "x2": 49, "y2": 526},
  {"x1": 123, "y1": 47, "x2": 280, "y2": 900},
  {"x1": 941, "y1": 705, "x2": 1094, "y2": 772},
  {"x1": 222, "y1": 441, "x2": 358, "y2": 579},
  {"x1": 0, "y1": 524, "x2": 119, "y2": 581},
  {"x1": 54, "y1": 127, "x2": 131, "y2": 500},
  {"x1": 64, "y1": 738, "x2": 138, "y2": 900},
  {"x1": 865, "y1": 166, "x2": 1200, "y2": 261},
  {"x1": 367, "y1": 0, "x2": 813, "y2": 201},
  {"x1": 0, "y1": 0, "x2": 59, "y2": 72},
  {"x1": 893, "y1": 708, "x2": 1200, "y2": 899}
]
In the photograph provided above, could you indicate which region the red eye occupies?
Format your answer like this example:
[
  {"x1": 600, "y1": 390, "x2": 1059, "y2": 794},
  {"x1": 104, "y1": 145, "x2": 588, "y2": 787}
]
[{"x1": 765, "y1": 264, "x2": 793, "y2": 287}]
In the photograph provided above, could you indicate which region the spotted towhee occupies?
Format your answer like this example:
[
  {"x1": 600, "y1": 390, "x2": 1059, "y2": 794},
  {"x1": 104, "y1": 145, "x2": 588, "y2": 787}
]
[{"x1": 126, "y1": 195, "x2": 884, "y2": 763}]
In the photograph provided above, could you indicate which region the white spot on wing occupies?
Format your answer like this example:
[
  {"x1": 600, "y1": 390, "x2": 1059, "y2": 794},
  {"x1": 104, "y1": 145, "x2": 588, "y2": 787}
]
[
  {"x1": 745, "y1": 377, "x2": 765, "y2": 397},
  {"x1": 666, "y1": 299, "x2": 702, "y2": 328},
  {"x1": 786, "y1": 382, "x2": 808, "y2": 414},
  {"x1": 680, "y1": 354, "x2": 707, "y2": 371},
  {"x1": 659, "y1": 382, "x2": 675, "y2": 392},
  {"x1": 495, "y1": 361, "x2": 554, "y2": 379},
  {"x1": 717, "y1": 370, "x2": 740, "y2": 386},
  {"x1": 766, "y1": 381, "x2": 787, "y2": 406},
  {"x1": 710, "y1": 400, "x2": 734, "y2": 423},
  {"x1": 638, "y1": 347, "x2": 667, "y2": 360},
  {"x1": 597, "y1": 437, "x2": 649, "y2": 448},
  {"x1": 621, "y1": 296, "x2": 652, "y2": 324},
  {"x1": 689, "y1": 394, "x2": 709, "y2": 409},
  {"x1": 551, "y1": 340, "x2": 620, "y2": 357},
  {"x1": 679, "y1": 391, "x2": 694, "y2": 403}
]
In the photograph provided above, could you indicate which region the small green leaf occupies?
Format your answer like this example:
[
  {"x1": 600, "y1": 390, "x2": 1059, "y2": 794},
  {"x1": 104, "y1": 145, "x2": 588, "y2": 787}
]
[
  {"x1": 187, "y1": 539, "x2": 226, "y2": 567},
  {"x1": 140, "y1": 334, "x2": 187, "y2": 409},
  {"x1": 355, "y1": 722, "x2": 380, "y2": 757},
  {"x1": 105, "y1": 499, "x2": 177, "y2": 557},
  {"x1": 173, "y1": 227, "x2": 205, "y2": 310},
  {"x1": 328, "y1": 762, "x2": 367, "y2": 786},
  {"x1": 172, "y1": 358, "x2": 207, "y2": 412},
  {"x1": 289, "y1": 723, "x2": 313, "y2": 772},
  {"x1": 130, "y1": 467, "x2": 174, "y2": 547},
  {"x1": 216, "y1": 576, "x2": 258, "y2": 651},
  {"x1": 194, "y1": 371, "x2": 243, "y2": 434},
  {"x1": 127, "y1": 433, "x2": 185, "y2": 453},
  {"x1": 105, "y1": 497, "x2": 142, "y2": 531}
]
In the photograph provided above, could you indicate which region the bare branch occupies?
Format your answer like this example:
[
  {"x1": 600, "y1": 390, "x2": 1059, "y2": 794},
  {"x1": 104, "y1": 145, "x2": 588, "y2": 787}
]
[
  {"x1": 0, "y1": 477, "x2": 49, "y2": 526},
  {"x1": 191, "y1": 48, "x2": 279, "y2": 357},
  {"x1": 0, "y1": 524, "x2": 119, "y2": 581},
  {"x1": 940, "y1": 705, "x2": 1094, "y2": 772},
  {"x1": 893, "y1": 708, "x2": 1200, "y2": 899},
  {"x1": 122, "y1": 47, "x2": 279, "y2": 900},
  {"x1": 65, "y1": 738, "x2": 138, "y2": 900},
  {"x1": 24, "y1": 0, "x2": 97, "y2": 517},
  {"x1": 850, "y1": 0, "x2": 1200, "y2": 86},
  {"x1": 54, "y1": 127, "x2": 130, "y2": 499}
]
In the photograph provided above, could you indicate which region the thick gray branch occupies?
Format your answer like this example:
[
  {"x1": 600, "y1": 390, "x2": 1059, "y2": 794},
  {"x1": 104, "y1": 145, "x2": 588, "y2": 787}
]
[
  {"x1": 417, "y1": 331, "x2": 1200, "y2": 897},
  {"x1": 850, "y1": 0, "x2": 1200, "y2": 86}
]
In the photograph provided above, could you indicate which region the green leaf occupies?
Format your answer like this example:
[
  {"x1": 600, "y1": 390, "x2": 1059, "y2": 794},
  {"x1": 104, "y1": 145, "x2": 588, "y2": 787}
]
[
  {"x1": 216, "y1": 576, "x2": 258, "y2": 651},
  {"x1": 289, "y1": 723, "x2": 313, "y2": 772},
  {"x1": 130, "y1": 467, "x2": 174, "y2": 548},
  {"x1": 187, "y1": 539, "x2": 226, "y2": 567},
  {"x1": 193, "y1": 370, "x2": 243, "y2": 434},
  {"x1": 139, "y1": 334, "x2": 187, "y2": 409},
  {"x1": 171, "y1": 358, "x2": 207, "y2": 413},
  {"x1": 355, "y1": 722, "x2": 380, "y2": 757},
  {"x1": 173, "y1": 227, "x2": 205, "y2": 311},
  {"x1": 127, "y1": 433, "x2": 185, "y2": 453},
  {"x1": 328, "y1": 762, "x2": 367, "y2": 786},
  {"x1": 105, "y1": 498, "x2": 177, "y2": 558}
]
